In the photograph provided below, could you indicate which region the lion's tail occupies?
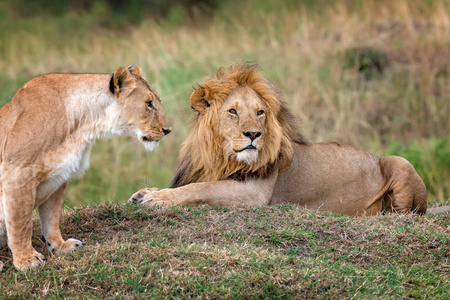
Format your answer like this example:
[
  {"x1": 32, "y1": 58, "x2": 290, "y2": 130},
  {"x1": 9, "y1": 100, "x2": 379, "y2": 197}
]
[
  {"x1": 379, "y1": 156, "x2": 427, "y2": 215},
  {"x1": 427, "y1": 205, "x2": 450, "y2": 215}
]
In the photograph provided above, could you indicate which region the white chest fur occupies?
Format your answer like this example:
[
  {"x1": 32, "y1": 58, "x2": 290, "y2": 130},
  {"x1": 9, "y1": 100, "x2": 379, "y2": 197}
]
[
  {"x1": 36, "y1": 142, "x2": 92, "y2": 202},
  {"x1": 35, "y1": 84, "x2": 135, "y2": 204},
  {"x1": 34, "y1": 87, "x2": 123, "y2": 202}
]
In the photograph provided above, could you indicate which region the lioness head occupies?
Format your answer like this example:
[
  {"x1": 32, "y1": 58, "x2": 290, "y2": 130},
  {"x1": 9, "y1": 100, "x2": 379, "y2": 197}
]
[
  {"x1": 111, "y1": 65, "x2": 171, "y2": 151},
  {"x1": 172, "y1": 63, "x2": 306, "y2": 187}
]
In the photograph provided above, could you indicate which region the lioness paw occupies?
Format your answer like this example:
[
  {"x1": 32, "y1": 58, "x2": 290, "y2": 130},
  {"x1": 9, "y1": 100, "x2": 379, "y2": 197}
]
[
  {"x1": 45, "y1": 238, "x2": 85, "y2": 253},
  {"x1": 61, "y1": 238, "x2": 85, "y2": 252},
  {"x1": 0, "y1": 261, "x2": 3, "y2": 272},
  {"x1": 14, "y1": 251, "x2": 46, "y2": 271}
]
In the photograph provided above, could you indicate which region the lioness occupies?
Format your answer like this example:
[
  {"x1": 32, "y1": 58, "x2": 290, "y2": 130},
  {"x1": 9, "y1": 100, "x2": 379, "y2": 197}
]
[
  {"x1": 0, "y1": 65, "x2": 171, "y2": 271},
  {"x1": 128, "y1": 63, "x2": 432, "y2": 216}
]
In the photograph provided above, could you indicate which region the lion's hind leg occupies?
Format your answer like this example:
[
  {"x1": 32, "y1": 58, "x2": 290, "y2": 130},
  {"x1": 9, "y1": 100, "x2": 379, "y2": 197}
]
[{"x1": 379, "y1": 156, "x2": 427, "y2": 215}]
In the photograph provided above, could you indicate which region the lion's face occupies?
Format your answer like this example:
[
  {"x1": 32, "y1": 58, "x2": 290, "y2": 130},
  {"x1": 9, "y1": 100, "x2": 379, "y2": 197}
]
[
  {"x1": 113, "y1": 66, "x2": 171, "y2": 151},
  {"x1": 174, "y1": 63, "x2": 301, "y2": 187},
  {"x1": 219, "y1": 87, "x2": 267, "y2": 164}
]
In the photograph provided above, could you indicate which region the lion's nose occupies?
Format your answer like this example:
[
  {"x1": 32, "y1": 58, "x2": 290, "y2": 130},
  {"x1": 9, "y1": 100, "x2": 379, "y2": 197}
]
[
  {"x1": 243, "y1": 131, "x2": 261, "y2": 140},
  {"x1": 162, "y1": 127, "x2": 172, "y2": 135}
]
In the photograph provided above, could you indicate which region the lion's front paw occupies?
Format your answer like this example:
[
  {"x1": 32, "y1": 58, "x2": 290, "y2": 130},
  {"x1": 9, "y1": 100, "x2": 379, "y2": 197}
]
[
  {"x1": 13, "y1": 250, "x2": 46, "y2": 271},
  {"x1": 0, "y1": 261, "x2": 4, "y2": 272},
  {"x1": 128, "y1": 187, "x2": 161, "y2": 205},
  {"x1": 128, "y1": 188, "x2": 175, "y2": 207}
]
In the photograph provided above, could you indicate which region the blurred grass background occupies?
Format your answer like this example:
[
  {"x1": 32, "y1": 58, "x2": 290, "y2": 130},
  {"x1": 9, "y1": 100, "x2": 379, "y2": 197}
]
[{"x1": 0, "y1": 0, "x2": 448, "y2": 207}]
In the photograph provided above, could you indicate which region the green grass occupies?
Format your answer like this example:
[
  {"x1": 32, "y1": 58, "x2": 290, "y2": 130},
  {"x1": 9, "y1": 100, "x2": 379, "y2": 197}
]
[{"x1": 0, "y1": 204, "x2": 448, "y2": 298}]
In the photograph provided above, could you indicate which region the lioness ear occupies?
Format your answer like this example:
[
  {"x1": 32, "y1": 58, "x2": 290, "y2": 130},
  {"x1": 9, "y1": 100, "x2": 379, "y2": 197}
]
[
  {"x1": 190, "y1": 88, "x2": 210, "y2": 114},
  {"x1": 127, "y1": 65, "x2": 143, "y2": 77},
  {"x1": 112, "y1": 67, "x2": 137, "y2": 99}
]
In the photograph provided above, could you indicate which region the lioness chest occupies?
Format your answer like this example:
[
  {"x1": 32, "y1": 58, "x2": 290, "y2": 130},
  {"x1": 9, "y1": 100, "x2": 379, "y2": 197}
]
[{"x1": 35, "y1": 141, "x2": 92, "y2": 204}]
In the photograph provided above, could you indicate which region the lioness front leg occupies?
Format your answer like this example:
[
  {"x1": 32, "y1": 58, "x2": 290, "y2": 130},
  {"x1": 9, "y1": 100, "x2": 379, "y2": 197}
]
[
  {"x1": 128, "y1": 171, "x2": 278, "y2": 208},
  {"x1": 2, "y1": 183, "x2": 46, "y2": 270},
  {"x1": 0, "y1": 182, "x2": 5, "y2": 271},
  {"x1": 38, "y1": 182, "x2": 84, "y2": 254}
]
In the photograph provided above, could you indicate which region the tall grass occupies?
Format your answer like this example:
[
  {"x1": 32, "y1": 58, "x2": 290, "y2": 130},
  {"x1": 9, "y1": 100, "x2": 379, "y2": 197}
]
[{"x1": 0, "y1": 0, "x2": 449, "y2": 206}]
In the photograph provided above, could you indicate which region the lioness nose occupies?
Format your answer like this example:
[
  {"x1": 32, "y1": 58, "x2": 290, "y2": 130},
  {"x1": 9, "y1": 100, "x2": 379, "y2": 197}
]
[
  {"x1": 162, "y1": 127, "x2": 172, "y2": 135},
  {"x1": 243, "y1": 131, "x2": 261, "y2": 140}
]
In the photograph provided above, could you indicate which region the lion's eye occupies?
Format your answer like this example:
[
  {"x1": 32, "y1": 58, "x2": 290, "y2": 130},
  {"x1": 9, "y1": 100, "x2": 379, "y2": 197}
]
[
  {"x1": 257, "y1": 110, "x2": 264, "y2": 116},
  {"x1": 228, "y1": 109, "x2": 237, "y2": 115},
  {"x1": 146, "y1": 101, "x2": 154, "y2": 109}
]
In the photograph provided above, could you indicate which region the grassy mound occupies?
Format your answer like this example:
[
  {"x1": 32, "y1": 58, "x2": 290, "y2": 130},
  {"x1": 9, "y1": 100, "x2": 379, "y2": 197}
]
[{"x1": 1, "y1": 204, "x2": 448, "y2": 298}]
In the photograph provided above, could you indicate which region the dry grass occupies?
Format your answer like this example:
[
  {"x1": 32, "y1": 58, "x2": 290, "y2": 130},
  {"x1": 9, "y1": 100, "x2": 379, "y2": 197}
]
[
  {"x1": 0, "y1": 204, "x2": 448, "y2": 298},
  {"x1": 0, "y1": 0, "x2": 449, "y2": 205}
]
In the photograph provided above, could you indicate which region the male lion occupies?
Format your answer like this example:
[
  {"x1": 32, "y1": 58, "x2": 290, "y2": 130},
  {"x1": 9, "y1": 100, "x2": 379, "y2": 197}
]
[
  {"x1": 128, "y1": 63, "x2": 428, "y2": 216},
  {"x1": 0, "y1": 65, "x2": 171, "y2": 271}
]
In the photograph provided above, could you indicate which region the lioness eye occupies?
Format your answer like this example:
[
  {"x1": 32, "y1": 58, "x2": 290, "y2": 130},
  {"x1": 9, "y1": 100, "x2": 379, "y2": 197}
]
[
  {"x1": 228, "y1": 109, "x2": 237, "y2": 115},
  {"x1": 146, "y1": 101, "x2": 154, "y2": 109},
  {"x1": 257, "y1": 110, "x2": 264, "y2": 116}
]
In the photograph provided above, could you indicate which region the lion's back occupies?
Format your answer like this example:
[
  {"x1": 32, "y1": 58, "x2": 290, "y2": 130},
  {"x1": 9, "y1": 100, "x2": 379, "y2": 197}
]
[{"x1": 272, "y1": 142, "x2": 384, "y2": 215}]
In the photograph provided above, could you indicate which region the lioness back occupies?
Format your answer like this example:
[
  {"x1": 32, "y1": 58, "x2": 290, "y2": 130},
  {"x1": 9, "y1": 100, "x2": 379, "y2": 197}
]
[{"x1": 0, "y1": 74, "x2": 107, "y2": 163}]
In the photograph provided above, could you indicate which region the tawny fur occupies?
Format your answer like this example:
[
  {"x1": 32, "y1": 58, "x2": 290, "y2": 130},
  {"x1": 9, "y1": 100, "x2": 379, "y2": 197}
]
[
  {"x1": 172, "y1": 63, "x2": 306, "y2": 186},
  {"x1": 0, "y1": 65, "x2": 171, "y2": 271},
  {"x1": 129, "y1": 63, "x2": 430, "y2": 217}
]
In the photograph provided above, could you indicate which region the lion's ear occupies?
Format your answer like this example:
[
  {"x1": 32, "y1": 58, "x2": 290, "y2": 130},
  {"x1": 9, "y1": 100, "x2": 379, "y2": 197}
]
[
  {"x1": 190, "y1": 88, "x2": 210, "y2": 114},
  {"x1": 127, "y1": 65, "x2": 143, "y2": 77},
  {"x1": 112, "y1": 67, "x2": 137, "y2": 99}
]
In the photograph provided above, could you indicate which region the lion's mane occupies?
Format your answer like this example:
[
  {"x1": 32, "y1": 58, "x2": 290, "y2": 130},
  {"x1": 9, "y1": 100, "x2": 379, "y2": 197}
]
[{"x1": 172, "y1": 63, "x2": 307, "y2": 188}]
